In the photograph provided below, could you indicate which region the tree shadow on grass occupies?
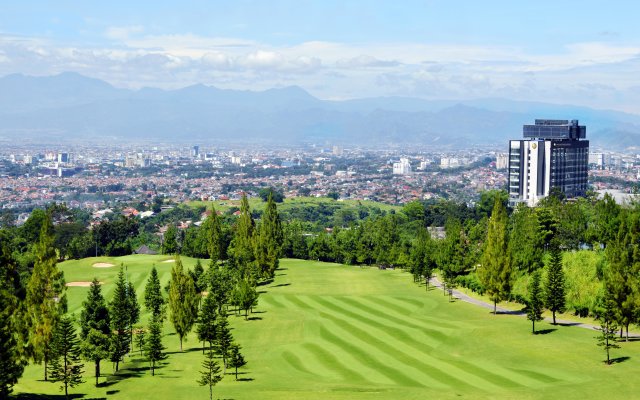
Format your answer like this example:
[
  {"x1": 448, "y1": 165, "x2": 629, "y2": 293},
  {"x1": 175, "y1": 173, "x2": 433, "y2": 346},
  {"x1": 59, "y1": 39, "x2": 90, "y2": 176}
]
[
  {"x1": 248, "y1": 316, "x2": 262, "y2": 321},
  {"x1": 610, "y1": 356, "x2": 630, "y2": 364},
  {"x1": 271, "y1": 283, "x2": 291, "y2": 287},
  {"x1": 556, "y1": 322, "x2": 581, "y2": 327},
  {"x1": 257, "y1": 279, "x2": 274, "y2": 287},
  {"x1": 105, "y1": 390, "x2": 119, "y2": 396},
  {"x1": 237, "y1": 377, "x2": 254, "y2": 382},
  {"x1": 494, "y1": 310, "x2": 525, "y2": 316},
  {"x1": 534, "y1": 328, "x2": 557, "y2": 335}
]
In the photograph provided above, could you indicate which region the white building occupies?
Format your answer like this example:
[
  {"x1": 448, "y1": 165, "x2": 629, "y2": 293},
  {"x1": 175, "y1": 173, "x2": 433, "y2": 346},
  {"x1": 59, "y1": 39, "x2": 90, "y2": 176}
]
[
  {"x1": 393, "y1": 158, "x2": 411, "y2": 175},
  {"x1": 495, "y1": 153, "x2": 508, "y2": 170}
]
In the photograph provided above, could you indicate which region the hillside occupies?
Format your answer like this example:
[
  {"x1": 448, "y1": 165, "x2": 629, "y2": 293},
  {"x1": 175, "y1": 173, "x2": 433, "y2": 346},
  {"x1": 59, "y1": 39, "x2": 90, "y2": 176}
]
[
  {"x1": 14, "y1": 256, "x2": 640, "y2": 399},
  {"x1": 0, "y1": 73, "x2": 639, "y2": 149}
]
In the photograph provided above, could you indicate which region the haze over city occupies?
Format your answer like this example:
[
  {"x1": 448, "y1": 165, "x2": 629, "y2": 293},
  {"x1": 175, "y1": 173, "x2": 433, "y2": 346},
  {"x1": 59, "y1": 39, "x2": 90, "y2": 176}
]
[{"x1": 2, "y1": 1, "x2": 640, "y2": 113}]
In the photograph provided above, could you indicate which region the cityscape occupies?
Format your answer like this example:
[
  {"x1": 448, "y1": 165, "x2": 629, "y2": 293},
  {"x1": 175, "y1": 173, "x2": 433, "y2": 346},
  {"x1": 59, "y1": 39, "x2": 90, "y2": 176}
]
[{"x1": 1, "y1": 2, "x2": 640, "y2": 400}]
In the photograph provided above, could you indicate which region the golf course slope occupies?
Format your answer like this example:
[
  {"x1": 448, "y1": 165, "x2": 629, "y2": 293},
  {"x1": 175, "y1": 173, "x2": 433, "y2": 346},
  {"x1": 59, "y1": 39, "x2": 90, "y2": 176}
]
[{"x1": 14, "y1": 256, "x2": 640, "y2": 399}]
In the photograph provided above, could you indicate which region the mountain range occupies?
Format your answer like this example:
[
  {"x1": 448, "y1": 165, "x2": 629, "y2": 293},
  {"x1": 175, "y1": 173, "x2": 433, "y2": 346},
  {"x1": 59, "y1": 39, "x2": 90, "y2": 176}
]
[{"x1": 0, "y1": 72, "x2": 638, "y2": 150}]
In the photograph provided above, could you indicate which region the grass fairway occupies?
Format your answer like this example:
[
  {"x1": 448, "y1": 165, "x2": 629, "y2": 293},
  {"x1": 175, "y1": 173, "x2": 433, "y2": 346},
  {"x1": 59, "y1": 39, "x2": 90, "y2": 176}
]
[{"x1": 14, "y1": 257, "x2": 640, "y2": 399}]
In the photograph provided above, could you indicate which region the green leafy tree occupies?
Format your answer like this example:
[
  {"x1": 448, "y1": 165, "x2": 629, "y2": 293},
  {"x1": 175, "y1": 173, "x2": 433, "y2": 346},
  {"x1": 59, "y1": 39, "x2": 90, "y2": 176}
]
[
  {"x1": 79, "y1": 278, "x2": 111, "y2": 386},
  {"x1": 200, "y1": 206, "x2": 223, "y2": 263},
  {"x1": 596, "y1": 290, "x2": 621, "y2": 365},
  {"x1": 144, "y1": 266, "x2": 165, "y2": 320},
  {"x1": 109, "y1": 267, "x2": 130, "y2": 371},
  {"x1": 233, "y1": 279, "x2": 259, "y2": 320},
  {"x1": 545, "y1": 248, "x2": 566, "y2": 324},
  {"x1": 478, "y1": 198, "x2": 512, "y2": 314},
  {"x1": 168, "y1": 255, "x2": 200, "y2": 351},
  {"x1": 197, "y1": 292, "x2": 218, "y2": 353},
  {"x1": 145, "y1": 316, "x2": 166, "y2": 376},
  {"x1": 162, "y1": 224, "x2": 179, "y2": 255},
  {"x1": 189, "y1": 259, "x2": 205, "y2": 294},
  {"x1": 26, "y1": 217, "x2": 66, "y2": 380},
  {"x1": 197, "y1": 349, "x2": 222, "y2": 400},
  {"x1": 48, "y1": 315, "x2": 84, "y2": 399},
  {"x1": 509, "y1": 203, "x2": 544, "y2": 272},
  {"x1": 527, "y1": 270, "x2": 544, "y2": 334},
  {"x1": 228, "y1": 343, "x2": 247, "y2": 380}
]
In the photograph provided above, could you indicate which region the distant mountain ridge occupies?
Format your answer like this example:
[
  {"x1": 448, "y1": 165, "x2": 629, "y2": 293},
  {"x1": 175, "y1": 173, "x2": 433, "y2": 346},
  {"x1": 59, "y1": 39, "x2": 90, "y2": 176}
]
[{"x1": 0, "y1": 72, "x2": 638, "y2": 149}]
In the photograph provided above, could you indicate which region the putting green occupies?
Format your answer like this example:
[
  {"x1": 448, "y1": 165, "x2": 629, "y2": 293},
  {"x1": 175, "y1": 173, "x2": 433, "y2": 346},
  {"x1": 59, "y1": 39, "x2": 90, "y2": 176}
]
[{"x1": 14, "y1": 257, "x2": 640, "y2": 399}]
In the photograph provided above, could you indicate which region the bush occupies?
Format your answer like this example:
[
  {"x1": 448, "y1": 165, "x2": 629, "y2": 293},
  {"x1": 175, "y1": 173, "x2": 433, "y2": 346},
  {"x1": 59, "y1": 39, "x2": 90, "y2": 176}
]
[{"x1": 454, "y1": 273, "x2": 485, "y2": 295}]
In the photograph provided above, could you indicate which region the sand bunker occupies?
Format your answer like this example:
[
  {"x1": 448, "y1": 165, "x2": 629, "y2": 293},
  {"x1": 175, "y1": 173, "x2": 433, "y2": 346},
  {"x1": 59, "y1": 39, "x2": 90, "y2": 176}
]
[
  {"x1": 66, "y1": 281, "x2": 103, "y2": 287},
  {"x1": 161, "y1": 259, "x2": 175, "y2": 263},
  {"x1": 92, "y1": 262, "x2": 115, "y2": 268}
]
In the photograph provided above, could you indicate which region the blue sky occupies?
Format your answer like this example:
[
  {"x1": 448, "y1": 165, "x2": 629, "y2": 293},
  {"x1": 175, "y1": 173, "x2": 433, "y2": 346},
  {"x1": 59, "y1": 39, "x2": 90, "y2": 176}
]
[{"x1": 1, "y1": 1, "x2": 640, "y2": 112}]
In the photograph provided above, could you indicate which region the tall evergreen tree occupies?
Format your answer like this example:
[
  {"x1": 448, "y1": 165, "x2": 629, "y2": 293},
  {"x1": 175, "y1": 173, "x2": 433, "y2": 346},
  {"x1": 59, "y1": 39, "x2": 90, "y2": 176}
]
[
  {"x1": 127, "y1": 280, "x2": 140, "y2": 349},
  {"x1": 168, "y1": 255, "x2": 200, "y2": 351},
  {"x1": 145, "y1": 316, "x2": 166, "y2": 376},
  {"x1": 255, "y1": 193, "x2": 284, "y2": 280},
  {"x1": 215, "y1": 312, "x2": 233, "y2": 370},
  {"x1": 0, "y1": 269, "x2": 26, "y2": 398},
  {"x1": 197, "y1": 349, "x2": 222, "y2": 400},
  {"x1": 196, "y1": 291, "x2": 218, "y2": 353},
  {"x1": 478, "y1": 198, "x2": 512, "y2": 314},
  {"x1": 509, "y1": 203, "x2": 544, "y2": 272},
  {"x1": 79, "y1": 278, "x2": 110, "y2": 386},
  {"x1": 230, "y1": 194, "x2": 256, "y2": 277},
  {"x1": 228, "y1": 343, "x2": 246, "y2": 380},
  {"x1": 201, "y1": 206, "x2": 223, "y2": 263},
  {"x1": 596, "y1": 290, "x2": 621, "y2": 365},
  {"x1": 109, "y1": 266, "x2": 130, "y2": 371},
  {"x1": 134, "y1": 326, "x2": 145, "y2": 356},
  {"x1": 144, "y1": 265, "x2": 165, "y2": 320},
  {"x1": 545, "y1": 248, "x2": 566, "y2": 325},
  {"x1": 48, "y1": 315, "x2": 84, "y2": 399},
  {"x1": 604, "y1": 213, "x2": 639, "y2": 341},
  {"x1": 527, "y1": 270, "x2": 544, "y2": 334},
  {"x1": 189, "y1": 259, "x2": 205, "y2": 294},
  {"x1": 26, "y1": 217, "x2": 66, "y2": 380}
]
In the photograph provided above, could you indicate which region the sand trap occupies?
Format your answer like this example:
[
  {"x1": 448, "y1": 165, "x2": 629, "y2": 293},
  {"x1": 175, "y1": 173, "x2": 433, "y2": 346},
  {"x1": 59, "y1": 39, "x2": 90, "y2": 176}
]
[
  {"x1": 161, "y1": 259, "x2": 175, "y2": 263},
  {"x1": 92, "y1": 262, "x2": 115, "y2": 268},
  {"x1": 66, "y1": 281, "x2": 103, "y2": 287}
]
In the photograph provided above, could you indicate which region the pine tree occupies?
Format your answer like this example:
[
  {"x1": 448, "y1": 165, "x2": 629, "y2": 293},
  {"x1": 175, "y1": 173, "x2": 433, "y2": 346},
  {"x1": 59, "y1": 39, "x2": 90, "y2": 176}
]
[
  {"x1": 48, "y1": 315, "x2": 84, "y2": 399},
  {"x1": 228, "y1": 343, "x2": 246, "y2": 380},
  {"x1": 197, "y1": 349, "x2": 222, "y2": 400},
  {"x1": 134, "y1": 326, "x2": 146, "y2": 356},
  {"x1": 230, "y1": 194, "x2": 256, "y2": 278},
  {"x1": 127, "y1": 281, "x2": 140, "y2": 349},
  {"x1": 201, "y1": 206, "x2": 222, "y2": 263},
  {"x1": 145, "y1": 316, "x2": 166, "y2": 376},
  {"x1": 189, "y1": 259, "x2": 205, "y2": 294},
  {"x1": 26, "y1": 216, "x2": 66, "y2": 381},
  {"x1": 196, "y1": 291, "x2": 218, "y2": 353},
  {"x1": 144, "y1": 266, "x2": 165, "y2": 320},
  {"x1": 0, "y1": 275, "x2": 26, "y2": 398},
  {"x1": 255, "y1": 193, "x2": 283, "y2": 280},
  {"x1": 527, "y1": 270, "x2": 544, "y2": 334},
  {"x1": 545, "y1": 247, "x2": 566, "y2": 324},
  {"x1": 109, "y1": 266, "x2": 130, "y2": 371},
  {"x1": 478, "y1": 198, "x2": 512, "y2": 314},
  {"x1": 596, "y1": 290, "x2": 621, "y2": 365},
  {"x1": 79, "y1": 278, "x2": 110, "y2": 386},
  {"x1": 168, "y1": 255, "x2": 200, "y2": 351},
  {"x1": 215, "y1": 312, "x2": 233, "y2": 370}
]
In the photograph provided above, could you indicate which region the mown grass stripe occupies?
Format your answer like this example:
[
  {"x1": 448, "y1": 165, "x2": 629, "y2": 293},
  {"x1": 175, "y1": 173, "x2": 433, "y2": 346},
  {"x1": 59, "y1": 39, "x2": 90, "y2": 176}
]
[
  {"x1": 281, "y1": 350, "x2": 314, "y2": 376},
  {"x1": 300, "y1": 295, "x2": 489, "y2": 391},
  {"x1": 340, "y1": 296, "x2": 451, "y2": 343},
  {"x1": 301, "y1": 342, "x2": 371, "y2": 383},
  {"x1": 371, "y1": 296, "x2": 462, "y2": 330},
  {"x1": 261, "y1": 294, "x2": 285, "y2": 309}
]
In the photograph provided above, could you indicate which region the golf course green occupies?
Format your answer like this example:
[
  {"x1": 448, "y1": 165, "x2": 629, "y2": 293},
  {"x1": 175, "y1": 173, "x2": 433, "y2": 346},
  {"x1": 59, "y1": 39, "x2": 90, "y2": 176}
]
[{"x1": 14, "y1": 256, "x2": 640, "y2": 399}]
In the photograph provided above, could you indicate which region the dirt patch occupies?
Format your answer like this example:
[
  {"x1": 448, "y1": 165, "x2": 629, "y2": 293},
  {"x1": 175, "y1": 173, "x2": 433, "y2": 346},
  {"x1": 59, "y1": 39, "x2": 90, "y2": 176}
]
[
  {"x1": 66, "y1": 281, "x2": 103, "y2": 287},
  {"x1": 161, "y1": 259, "x2": 175, "y2": 263},
  {"x1": 92, "y1": 262, "x2": 115, "y2": 268}
]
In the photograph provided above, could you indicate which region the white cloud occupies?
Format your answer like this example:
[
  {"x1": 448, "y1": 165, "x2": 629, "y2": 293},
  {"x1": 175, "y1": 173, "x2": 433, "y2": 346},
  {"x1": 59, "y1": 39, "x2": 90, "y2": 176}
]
[{"x1": 105, "y1": 25, "x2": 144, "y2": 41}]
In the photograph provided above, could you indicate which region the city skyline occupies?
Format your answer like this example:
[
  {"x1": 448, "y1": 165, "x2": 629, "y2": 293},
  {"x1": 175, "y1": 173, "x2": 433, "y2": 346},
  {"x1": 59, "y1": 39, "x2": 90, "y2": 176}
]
[{"x1": 1, "y1": 1, "x2": 640, "y2": 113}]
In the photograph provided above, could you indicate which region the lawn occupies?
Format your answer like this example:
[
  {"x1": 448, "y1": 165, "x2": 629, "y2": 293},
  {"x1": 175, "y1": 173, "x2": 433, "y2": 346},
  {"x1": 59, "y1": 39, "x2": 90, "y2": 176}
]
[{"x1": 14, "y1": 256, "x2": 640, "y2": 399}]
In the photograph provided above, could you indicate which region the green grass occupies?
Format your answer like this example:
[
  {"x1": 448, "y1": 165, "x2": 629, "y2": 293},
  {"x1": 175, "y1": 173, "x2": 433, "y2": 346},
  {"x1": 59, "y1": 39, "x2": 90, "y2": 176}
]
[{"x1": 14, "y1": 257, "x2": 640, "y2": 399}]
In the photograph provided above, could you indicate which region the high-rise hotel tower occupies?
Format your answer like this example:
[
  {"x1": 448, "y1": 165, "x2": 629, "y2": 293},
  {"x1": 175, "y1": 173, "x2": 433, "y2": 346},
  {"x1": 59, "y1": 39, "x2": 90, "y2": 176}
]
[{"x1": 508, "y1": 119, "x2": 589, "y2": 206}]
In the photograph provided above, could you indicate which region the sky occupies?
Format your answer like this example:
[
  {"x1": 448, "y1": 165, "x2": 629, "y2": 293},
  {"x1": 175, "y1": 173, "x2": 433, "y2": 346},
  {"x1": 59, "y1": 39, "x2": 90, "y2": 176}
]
[{"x1": 1, "y1": 0, "x2": 640, "y2": 113}]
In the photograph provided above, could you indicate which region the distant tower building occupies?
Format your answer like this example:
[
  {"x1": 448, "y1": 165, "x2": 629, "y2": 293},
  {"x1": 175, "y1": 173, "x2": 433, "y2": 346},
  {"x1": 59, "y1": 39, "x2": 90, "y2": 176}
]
[
  {"x1": 332, "y1": 145, "x2": 343, "y2": 156},
  {"x1": 495, "y1": 153, "x2": 508, "y2": 170},
  {"x1": 191, "y1": 145, "x2": 200, "y2": 158},
  {"x1": 393, "y1": 157, "x2": 412, "y2": 175},
  {"x1": 589, "y1": 152, "x2": 605, "y2": 169},
  {"x1": 508, "y1": 119, "x2": 589, "y2": 206}
]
